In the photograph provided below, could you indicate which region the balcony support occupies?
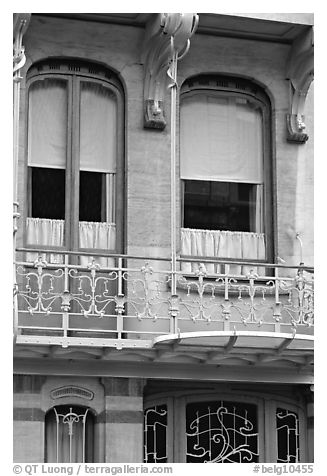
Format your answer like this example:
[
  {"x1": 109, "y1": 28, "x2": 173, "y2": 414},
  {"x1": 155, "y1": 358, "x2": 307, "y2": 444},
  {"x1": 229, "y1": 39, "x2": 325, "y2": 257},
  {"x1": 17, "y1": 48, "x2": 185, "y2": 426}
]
[
  {"x1": 286, "y1": 27, "x2": 314, "y2": 143},
  {"x1": 142, "y1": 13, "x2": 198, "y2": 129},
  {"x1": 13, "y1": 356, "x2": 314, "y2": 385}
]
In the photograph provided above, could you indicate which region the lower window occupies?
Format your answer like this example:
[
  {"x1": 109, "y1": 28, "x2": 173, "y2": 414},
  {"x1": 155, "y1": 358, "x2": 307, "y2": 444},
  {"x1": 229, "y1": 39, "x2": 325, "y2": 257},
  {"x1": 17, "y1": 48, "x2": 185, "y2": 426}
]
[
  {"x1": 45, "y1": 405, "x2": 94, "y2": 463},
  {"x1": 144, "y1": 394, "x2": 305, "y2": 463}
]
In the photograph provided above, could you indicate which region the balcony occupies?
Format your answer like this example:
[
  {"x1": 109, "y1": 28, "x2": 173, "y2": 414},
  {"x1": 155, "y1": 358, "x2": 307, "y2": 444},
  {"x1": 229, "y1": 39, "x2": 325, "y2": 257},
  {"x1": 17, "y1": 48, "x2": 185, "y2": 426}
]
[{"x1": 14, "y1": 248, "x2": 313, "y2": 365}]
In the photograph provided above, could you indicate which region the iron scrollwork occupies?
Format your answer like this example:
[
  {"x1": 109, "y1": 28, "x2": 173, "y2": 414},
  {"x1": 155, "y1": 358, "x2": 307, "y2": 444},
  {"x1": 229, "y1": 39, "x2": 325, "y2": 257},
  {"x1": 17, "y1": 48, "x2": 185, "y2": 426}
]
[{"x1": 186, "y1": 400, "x2": 259, "y2": 463}]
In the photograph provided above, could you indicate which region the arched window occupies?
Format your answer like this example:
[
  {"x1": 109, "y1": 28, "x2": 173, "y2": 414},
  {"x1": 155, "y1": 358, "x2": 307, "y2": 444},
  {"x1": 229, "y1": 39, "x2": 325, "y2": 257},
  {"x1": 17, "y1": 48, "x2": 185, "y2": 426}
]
[
  {"x1": 45, "y1": 405, "x2": 94, "y2": 463},
  {"x1": 180, "y1": 76, "x2": 273, "y2": 274},
  {"x1": 25, "y1": 59, "x2": 124, "y2": 264}
]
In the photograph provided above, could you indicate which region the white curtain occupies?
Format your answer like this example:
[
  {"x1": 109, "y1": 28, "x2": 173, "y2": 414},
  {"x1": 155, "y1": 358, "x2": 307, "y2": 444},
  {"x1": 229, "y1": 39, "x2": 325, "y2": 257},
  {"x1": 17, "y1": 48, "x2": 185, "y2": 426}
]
[
  {"x1": 26, "y1": 218, "x2": 65, "y2": 264},
  {"x1": 26, "y1": 218, "x2": 116, "y2": 268},
  {"x1": 79, "y1": 221, "x2": 116, "y2": 267},
  {"x1": 181, "y1": 228, "x2": 265, "y2": 275}
]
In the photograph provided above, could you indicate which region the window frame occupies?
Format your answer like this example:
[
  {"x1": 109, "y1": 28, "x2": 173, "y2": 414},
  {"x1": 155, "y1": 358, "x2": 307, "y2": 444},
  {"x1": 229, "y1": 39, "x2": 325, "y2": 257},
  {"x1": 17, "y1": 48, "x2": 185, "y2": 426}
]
[
  {"x1": 179, "y1": 76, "x2": 274, "y2": 264},
  {"x1": 24, "y1": 59, "x2": 125, "y2": 256},
  {"x1": 144, "y1": 391, "x2": 307, "y2": 463}
]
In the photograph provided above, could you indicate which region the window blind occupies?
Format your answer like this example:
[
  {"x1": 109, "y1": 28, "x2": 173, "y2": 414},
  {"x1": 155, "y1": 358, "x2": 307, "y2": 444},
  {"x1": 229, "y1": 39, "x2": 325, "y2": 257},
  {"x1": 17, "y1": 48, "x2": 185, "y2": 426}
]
[
  {"x1": 79, "y1": 82, "x2": 117, "y2": 173},
  {"x1": 180, "y1": 94, "x2": 263, "y2": 183},
  {"x1": 28, "y1": 79, "x2": 67, "y2": 169}
]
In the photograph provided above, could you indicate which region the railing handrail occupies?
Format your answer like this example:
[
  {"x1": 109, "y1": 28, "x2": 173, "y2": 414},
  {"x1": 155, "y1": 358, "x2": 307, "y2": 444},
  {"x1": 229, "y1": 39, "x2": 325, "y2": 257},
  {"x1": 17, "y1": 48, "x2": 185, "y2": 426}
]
[{"x1": 15, "y1": 247, "x2": 314, "y2": 272}]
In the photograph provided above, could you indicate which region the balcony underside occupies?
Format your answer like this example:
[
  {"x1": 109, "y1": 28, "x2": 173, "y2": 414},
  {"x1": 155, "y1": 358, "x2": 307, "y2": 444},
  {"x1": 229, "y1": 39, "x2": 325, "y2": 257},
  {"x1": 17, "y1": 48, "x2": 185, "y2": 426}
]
[{"x1": 14, "y1": 330, "x2": 313, "y2": 383}]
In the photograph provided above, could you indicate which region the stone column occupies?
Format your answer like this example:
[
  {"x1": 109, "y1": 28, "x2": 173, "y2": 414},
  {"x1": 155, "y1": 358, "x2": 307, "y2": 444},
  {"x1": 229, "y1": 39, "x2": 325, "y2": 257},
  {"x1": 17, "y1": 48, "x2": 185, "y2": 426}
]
[{"x1": 102, "y1": 377, "x2": 146, "y2": 463}]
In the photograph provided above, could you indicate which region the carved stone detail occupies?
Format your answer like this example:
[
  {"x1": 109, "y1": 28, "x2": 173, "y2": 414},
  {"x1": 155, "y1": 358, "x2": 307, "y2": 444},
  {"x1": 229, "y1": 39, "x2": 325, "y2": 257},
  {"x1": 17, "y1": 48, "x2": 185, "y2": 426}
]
[
  {"x1": 50, "y1": 386, "x2": 94, "y2": 401},
  {"x1": 142, "y1": 13, "x2": 198, "y2": 130},
  {"x1": 286, "y1": 27, "x2": 314, "y2": 143}
]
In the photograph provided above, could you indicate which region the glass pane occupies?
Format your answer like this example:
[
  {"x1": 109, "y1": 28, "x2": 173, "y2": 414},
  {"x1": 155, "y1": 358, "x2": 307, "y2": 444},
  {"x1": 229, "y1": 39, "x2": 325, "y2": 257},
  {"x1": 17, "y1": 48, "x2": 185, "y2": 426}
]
[
  {"x1": 28, "y1": 78, "x2": 67, "y2": 169},
  {"x1": 184, "y1": 180, "x2": 259, "y2": 232},
  {"x1": 276, "y1": 408, "x2": 300, "y2": 463},
  {"x1": 186, "y1": 400, "x2": 258, "y2": 463},
  {"x1": 79, "y1": 81, "x2": 117, "y2": 173},
  {"x1": 144, "y1": 405, "x2": 168, "y2": 463},
  {"x1": 79, "y1": 171, "x2": 105, "y2": 222},
  {"x1": 31, "y1": 167, "x2": 65, "y2": 219}
]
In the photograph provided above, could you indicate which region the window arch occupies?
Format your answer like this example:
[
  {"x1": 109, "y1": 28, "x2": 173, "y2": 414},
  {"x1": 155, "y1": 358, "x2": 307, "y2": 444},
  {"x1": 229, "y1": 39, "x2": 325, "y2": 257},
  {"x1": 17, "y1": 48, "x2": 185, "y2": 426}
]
[
  {"x1": 45, "y1": 404, "x2": 95, "y2": 463},
  {"x1": 25, "y1": 58, "x2": 125, "y2": 263},
  {"x1": 179, "y1": 75, "x2": 273, "y2": 274}
]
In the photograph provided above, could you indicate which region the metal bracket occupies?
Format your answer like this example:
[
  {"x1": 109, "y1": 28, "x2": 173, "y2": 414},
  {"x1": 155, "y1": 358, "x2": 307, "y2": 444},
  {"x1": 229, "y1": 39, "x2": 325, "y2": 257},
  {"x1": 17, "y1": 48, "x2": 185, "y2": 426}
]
[
  {"x1": 142, "y1": 13, "x2": 198, "y2": 130},
  {"x1": 13, "y1": 13, "x2": 31, "y2": 79}
]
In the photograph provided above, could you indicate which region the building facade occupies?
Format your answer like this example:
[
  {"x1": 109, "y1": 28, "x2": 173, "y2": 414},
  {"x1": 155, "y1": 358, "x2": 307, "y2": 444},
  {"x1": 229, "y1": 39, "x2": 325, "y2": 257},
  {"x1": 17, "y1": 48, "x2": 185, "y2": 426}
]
[{"x1": 13, "y1": 13, "x2": 314, "y2": 463}]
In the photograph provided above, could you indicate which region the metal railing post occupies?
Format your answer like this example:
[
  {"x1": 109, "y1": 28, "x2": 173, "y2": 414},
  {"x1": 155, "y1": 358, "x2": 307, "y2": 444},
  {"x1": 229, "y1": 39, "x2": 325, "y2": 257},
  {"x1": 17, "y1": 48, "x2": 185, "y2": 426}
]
[
  {"x1": 116, "y1": 257, "x2": 124, "y2": 339},
  {"x1": 13, "y1": 14, "x2": 31, "y2": 344},
  {"x1": 169, "y1": 47, "x2": 179, "y2": 334}
]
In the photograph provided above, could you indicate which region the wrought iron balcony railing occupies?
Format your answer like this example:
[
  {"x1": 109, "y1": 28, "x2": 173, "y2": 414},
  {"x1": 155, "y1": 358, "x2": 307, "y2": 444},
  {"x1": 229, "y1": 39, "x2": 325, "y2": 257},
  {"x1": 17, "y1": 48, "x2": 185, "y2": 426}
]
[{"x1": 14, "y1": 248, "x2": 314, "y2": 350}]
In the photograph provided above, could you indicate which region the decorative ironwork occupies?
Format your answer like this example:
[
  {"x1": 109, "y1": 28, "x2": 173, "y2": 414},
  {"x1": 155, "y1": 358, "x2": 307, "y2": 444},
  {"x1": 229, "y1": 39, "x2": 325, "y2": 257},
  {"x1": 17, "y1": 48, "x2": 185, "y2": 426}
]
[
  {"x1": 144, "y1": 404, "x2": 168, "y2": 463},
  {"x1": 276, "y1": 408, "x2": 300, "y2": 463},
  {"x1": 68, "y1": 260, "x2": 118, "y2": 318},
  {"x1": 16, "y1": 258, "x2": 64, "y2": 315},
  {"x1": 15, "y1": 249, "x2": 314, "y2": 343},
  {"x1": 123, "y1": 262, "x2": 170, "y2": 321},
  {"x1": 46, "y1": 405, "x2": 93, "y2": 463},
  {"x1": 186, "y1": 401, "x2": 259, "y2": 463},
  {"x1": 280, "y1": 269, "x2": 314, "y2": 327}
]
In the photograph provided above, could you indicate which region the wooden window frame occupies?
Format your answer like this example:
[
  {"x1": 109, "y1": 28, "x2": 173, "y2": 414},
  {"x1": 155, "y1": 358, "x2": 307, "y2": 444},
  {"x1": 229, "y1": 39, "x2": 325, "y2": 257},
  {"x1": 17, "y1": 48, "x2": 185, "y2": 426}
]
[
  {"x1": 179, "y1": 75, "x2": 274, "y2": 264},
  {"x1": 24, "y1": 58, "x2": 125, "y2": 256}
]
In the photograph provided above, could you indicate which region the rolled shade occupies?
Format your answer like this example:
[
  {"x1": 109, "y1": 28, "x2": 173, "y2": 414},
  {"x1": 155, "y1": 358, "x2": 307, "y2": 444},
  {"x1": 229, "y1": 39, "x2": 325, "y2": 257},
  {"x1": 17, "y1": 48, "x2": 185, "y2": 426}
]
[
  {"x1": 28, "y1": 78, "x2": 117, "y2": 174},
  {"x1": 28, "y1": 79, "x2": 67, "y2": 169},
  {"x1": 180, "y1": 94, "x2": 263, "y2": 183},
  {"x1": 79, "y1": 82, "x2": 117, "y2": 173}
]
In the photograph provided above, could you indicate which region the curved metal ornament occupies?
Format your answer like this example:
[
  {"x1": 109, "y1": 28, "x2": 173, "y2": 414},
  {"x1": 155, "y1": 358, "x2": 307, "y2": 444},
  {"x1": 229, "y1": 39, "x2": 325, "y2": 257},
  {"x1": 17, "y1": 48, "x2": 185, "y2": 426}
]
[{"x1": 142, "y1": 13, "x2": 198, "y2": 129}]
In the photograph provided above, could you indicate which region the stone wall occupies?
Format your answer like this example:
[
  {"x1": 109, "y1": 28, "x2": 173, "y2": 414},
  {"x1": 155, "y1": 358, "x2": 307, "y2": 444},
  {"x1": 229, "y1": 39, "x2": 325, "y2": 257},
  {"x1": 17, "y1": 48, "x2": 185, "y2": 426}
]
[{"x1": 16, "y1": 14, "x2": 314, "y2": 266}]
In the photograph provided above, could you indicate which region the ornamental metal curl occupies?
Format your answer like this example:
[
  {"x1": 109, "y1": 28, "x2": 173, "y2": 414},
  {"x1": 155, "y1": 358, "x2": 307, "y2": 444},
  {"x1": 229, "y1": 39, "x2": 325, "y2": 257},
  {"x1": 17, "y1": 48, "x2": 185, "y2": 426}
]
[
  {"x1": 68, "y1": 260, "x2": 118, "y2": 317},
  {"x1": 16, "y1": 258, "x2": 64, "y2": 314},
  {"x1": 142, "y1": 13, "x2": 198, "y2": 129},
  {"x1": 186, "y1": 401, "x2": 259, "y2": 463},
  {"x1": 276, "y1": 408, "x2": 300, "y2": 463},
  {"x1": 51, "y1": 406, "x2": 91, "y2": 463},
  {"x1": 123, "y1": 263, "x2": 170, "y2": 320},
  {"x1": 144, "y1": 405, "x2": 168, "y2": 463}
]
